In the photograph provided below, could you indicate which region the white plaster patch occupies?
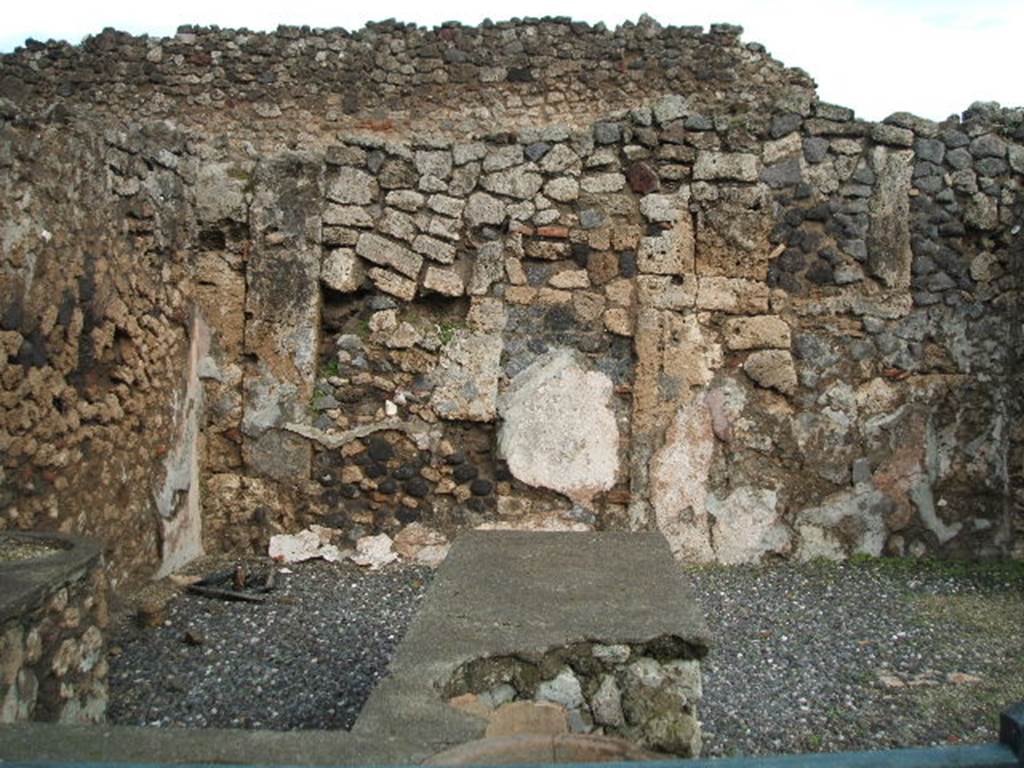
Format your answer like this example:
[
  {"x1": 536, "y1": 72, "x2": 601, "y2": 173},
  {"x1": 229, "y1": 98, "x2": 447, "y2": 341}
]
[
  {"x1": 795, "y1": 487, "x2": 889, "y2": 560},
  {"x1": 154, "y1": 314, "x2": 209, "y2": 578},
  {"x1": 650, "y1": 400, "x2": 715, "y2": 562},
  {"x1": 706, "y1": 487, "x2": 791, "y2": 564},
  {"x1": 498, "y1": 348, "x2": 619, "y2": 505}
]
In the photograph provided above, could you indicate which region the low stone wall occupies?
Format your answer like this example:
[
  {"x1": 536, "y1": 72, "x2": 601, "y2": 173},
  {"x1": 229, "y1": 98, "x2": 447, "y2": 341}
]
[
  {"x1": 447, "y1": 639, "x2": 703, "y2": 756},
  {"x1": 0, "y1": 534, "x2": 109, "y2": 724}
]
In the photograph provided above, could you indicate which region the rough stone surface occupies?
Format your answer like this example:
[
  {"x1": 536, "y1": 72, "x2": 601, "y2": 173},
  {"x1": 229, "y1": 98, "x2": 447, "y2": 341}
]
[
  {"x1": 321, "y1": 249, "x2": 366, "y2": 293},
  {"x1": 693, "y1": 152, "x2": 759, "y2": 182},
  {"x1": 722, "y1": 315, "x2": 791, "y2": 350},
  {"x1": 743, "y1": 350, "x2": 798, "y2": 395},
  {"x1": 0, "y1": 15, "x2": 1020, "y2": 595},
  {"x1": 430, "y1": 332, "x2": 503, "y2": 422},
  {"x1": 867, "y1": 147, "x2": 914, "y2": 289},
  {"x1": 0, "y1": 537, "x2": 108, "y2": 725}
]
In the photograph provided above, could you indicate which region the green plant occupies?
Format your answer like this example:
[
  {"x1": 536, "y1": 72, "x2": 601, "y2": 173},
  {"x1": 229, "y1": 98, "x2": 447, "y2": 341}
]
[
  {"x1": 320, "y1": 358, "x2": 340, "y2": 379},
  {"x1": 436, "y1": 320, "x2": 458, "y2": 346}
]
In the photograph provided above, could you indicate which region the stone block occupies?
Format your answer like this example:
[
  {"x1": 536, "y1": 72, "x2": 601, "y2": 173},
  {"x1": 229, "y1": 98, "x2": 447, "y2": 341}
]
[
  {"x1": 743, "y1": 349, "x2": 797, "y2": 395},
  {"x1": 693, "y1": 152, "x2": 758, "y2": 182},
  {"x1": 722, "y1": 315, "x2": 791, "y2": 350},
  {"x1": 368, "y1": 267, "x2": 417, "y2": 302},
  {"x1": 637, "y1": 219, "x2": 694, "y2": 275},
  {"x1": 867, "y1": 146, "x2": 913, "y2": 289},
  {"x1": 356, "y1": 232, "x2": 423, "y2": 279},
  {"x1": 326, "y1": 166, "x2": 379, "y2": 205},
  {"x1": 321, "y1": 249, "x2": 366, "y2": 293},
  {"x1": 423, "y1": 266, "x2": 465, "y2": 297},
  {"x1": 430, "y1": 331, "x2": 503, "y2": 421},
  {"x1": 696, "y1": 277, "x2": 769, "y2": 313}
]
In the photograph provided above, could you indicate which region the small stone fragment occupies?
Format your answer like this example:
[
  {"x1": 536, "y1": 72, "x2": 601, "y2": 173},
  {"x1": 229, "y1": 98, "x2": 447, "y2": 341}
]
[{"x1": 743, "y1": 350, "x2": 798, "y2": 395}]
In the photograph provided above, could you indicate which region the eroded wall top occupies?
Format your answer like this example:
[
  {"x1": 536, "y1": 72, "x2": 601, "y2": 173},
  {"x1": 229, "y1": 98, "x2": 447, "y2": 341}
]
[{"x1": 0, "y1": 17, "x2": 815, "y2": 139}]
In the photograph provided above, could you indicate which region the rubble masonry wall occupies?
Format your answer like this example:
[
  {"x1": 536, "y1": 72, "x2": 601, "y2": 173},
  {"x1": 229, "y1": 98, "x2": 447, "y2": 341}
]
[{"x1": 0, "y1": 19, "x2": 1021, "y2": 581}]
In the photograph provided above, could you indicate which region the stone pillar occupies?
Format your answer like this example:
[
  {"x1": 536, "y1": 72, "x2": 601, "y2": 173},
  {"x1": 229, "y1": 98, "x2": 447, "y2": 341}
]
[
  {"x1": 867, "y1": 146, "x2": 913, "y2": 289},
  {"x1": 242, "y1": 154, "x2": 323, "y2": 483}
]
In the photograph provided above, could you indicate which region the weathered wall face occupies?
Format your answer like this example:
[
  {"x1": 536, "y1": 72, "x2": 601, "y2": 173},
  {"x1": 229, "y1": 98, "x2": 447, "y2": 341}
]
[
  {"x1": 0, "y1": 118, "x2": 200, "y2": 586},
  {"x1": 1, "y1": 20, "x2": 1022, "y2": 580},
  {"x1": 192, "y1": 97, "x2": 1024, "y2": 563}
]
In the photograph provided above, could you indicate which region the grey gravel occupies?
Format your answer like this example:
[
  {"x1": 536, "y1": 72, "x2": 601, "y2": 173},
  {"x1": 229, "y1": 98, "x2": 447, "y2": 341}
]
[
  {"x1": 685, "y1": 559, "x2": 1024, "y2": 757},
  {"x1": 108, "y1": 558, "x2": 432, "y2": 731},
  {"x1": 107, "y1": 554, "x2": 1022, "y2": 757}
]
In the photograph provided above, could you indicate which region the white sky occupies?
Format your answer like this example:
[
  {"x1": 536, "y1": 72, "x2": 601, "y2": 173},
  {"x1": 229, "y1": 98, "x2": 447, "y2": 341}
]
[{"x1": 2, "y1": 0, "x2": 1021, "y2": 122}]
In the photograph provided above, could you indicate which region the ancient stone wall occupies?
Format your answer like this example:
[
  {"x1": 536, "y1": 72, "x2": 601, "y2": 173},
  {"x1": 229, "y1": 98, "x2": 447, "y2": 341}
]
[
  {"x1": 192, "y1": 98, "x2": 1023, "y2": 563},
  {"x1": 1, "y1": 20, "x2": 1021, "y2": 580},
  {"x1": 0, "y1": 18, "x2": 813, "y2": 141},
  {"x1": 0, "y1": 116, "x2": 201, "y2": 585}
]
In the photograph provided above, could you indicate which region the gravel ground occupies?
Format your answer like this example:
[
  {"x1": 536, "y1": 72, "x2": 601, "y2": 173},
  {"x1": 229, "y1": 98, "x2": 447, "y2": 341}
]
[
  {"x1": 108, "y1": 554, "x2": 1022, "y2": 757},
  {"x1": 107, "y1": 557, "x2": 433, "y2": 730},
  {"x1": 685, "y1": 558, "x2": 1024, "y2": 757}
]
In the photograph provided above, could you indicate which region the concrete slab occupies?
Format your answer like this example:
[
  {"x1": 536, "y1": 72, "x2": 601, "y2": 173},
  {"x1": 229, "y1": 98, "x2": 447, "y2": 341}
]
[
  {"x1": 0, "y1": 531, "x2": 101, "y2": 623},
  {"x1": 354, "y1": 530, "x2": 710, "y2": 760},
  {"x1": 0, "y1": 531, "x2": 709, "y2": 765}
]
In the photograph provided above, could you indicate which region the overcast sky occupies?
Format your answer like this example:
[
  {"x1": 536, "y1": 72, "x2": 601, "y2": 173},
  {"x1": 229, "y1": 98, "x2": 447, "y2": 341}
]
[{"x1": 2, "y1": 0, "x2": 1020, "y2": 122}]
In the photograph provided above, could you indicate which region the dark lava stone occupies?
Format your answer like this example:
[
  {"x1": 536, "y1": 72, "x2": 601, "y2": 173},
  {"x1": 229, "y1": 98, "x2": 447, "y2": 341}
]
[
  {"x1": 544, "y1": 306, "x2": 574, "y2": 332},
  {"x1": 777, "y1": 248, "x2": 806, "y2": 273},
  {"x1": 444, "y1": 451, "x2": 467, "y2": 465},
  {"x1": 339, "y1": 484, "x2": 360, "y2": 499},
  {"x1": 525, "y1": 142, "x2": 551, "y2": 162},
  {"x1": 470, "y1": 479, "x2": 494, "y2": 497},
  {"x1": 798, "y1": 231, "x2": 822, "y2": 253},
  {"x1": 15, "y1": 331, "x2": 48, "y2": 367},
  {"x1": 365, "y1": 462, "x2": 387, "y2": 479},
  {"x1": 495, "y1": 464, "x2": 513, "y2": 482},
  {"x1": 396, "y1": 507, "x2": 420, "y2": 525},
  {"x1": 626, "y1": 161, "x2": 660, "y2": 194},
  {"x1": 571, "y1": 242, "x2": 591, "y2": 267},
  {"x1": 377, "y1": 478, "x2": 398, "y2": 495},
  {"x1": 619, "y1": 251, "x2": 638, "y2": 278},
  {"x1": 321, "y1": 513, "x2": 347, "y2": 529},
  {"x1": 806, "y1": 260, "x2": 835, "y2": 285},
  {"x1": 453, "y1": 463, "x2": 479, "y2": 483},
  {"x1": 466, "y1": 498, "x2": 488, "y2": 514},
  {"x1": 507, "y1": 67, "x2": 533, "y2": 82},
  {"x1": 367, "y1": 437, "x2": 394, "y2": 462},
  {"x1": 767, "y1": 268, "x2": 802, "y2": 294},
  {"x1": 393, "y1": 465, "x2": 417, "y2": 481},
  {"x1": 804, "y1": 203, "x2": 830, "y2": 222},
  {"x1": 353, "y1": 453, "x2": 371, "y2": 466},
  {"x1": 404, "y1": 478, "x2": 431, "y2": 498}
]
